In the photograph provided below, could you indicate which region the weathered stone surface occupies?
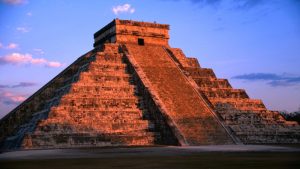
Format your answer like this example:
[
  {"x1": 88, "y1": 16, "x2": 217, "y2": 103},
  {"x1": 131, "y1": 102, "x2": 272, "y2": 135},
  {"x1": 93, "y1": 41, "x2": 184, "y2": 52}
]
[
  {"x1": 168, "y1": 46, "x2": 300, "y2": 144},
  {"x1": 123, "y1": 44, "x2": 234, "y2": 145},
  {"x1": 1, "y1": 19, "x2": 299, "y2": 150}
]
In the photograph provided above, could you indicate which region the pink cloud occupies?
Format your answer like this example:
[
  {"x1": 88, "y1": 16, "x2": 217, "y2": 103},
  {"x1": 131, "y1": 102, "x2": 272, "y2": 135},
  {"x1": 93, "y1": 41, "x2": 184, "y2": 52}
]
[
  {"x1": 0, "y1": 53, "x2": 63, "y2": 68},
  {"x1": 46, "y1": 61, "x2": 63, "y2": 68},
  {"x1": 0, "y1": 91, "x2": 26, "y2": 105},
  {"x1": 0, "y1": 42, "x2": 19, "y2": 49},
  {"x1": 6, "y1": 43, "x2": 18, "y2": 49}
]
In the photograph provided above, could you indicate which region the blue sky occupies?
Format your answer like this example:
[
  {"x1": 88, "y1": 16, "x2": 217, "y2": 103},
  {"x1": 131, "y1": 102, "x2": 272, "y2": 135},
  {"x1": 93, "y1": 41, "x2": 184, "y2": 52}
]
[{"x1": 0, "y1": 0, "x2": 299, "y2": 118}]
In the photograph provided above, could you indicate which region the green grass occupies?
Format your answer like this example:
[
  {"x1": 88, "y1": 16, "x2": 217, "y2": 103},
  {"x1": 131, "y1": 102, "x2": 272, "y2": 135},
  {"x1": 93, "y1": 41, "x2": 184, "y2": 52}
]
[{"x1": 1, "y1": 152, "x2": 300, "y2": 169}]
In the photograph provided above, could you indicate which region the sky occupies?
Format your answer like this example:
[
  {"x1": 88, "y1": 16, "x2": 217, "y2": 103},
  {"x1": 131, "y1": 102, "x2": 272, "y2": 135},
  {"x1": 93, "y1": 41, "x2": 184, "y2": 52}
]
[{"x1": 0, "y1": 0, "x2": 299, "y2": 118}]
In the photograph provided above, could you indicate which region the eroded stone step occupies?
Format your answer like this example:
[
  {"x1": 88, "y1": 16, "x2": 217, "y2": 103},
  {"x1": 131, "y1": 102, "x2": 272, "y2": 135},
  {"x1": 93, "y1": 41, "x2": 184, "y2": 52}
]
[
  {"x1": 47, "y1": 110, "x2": 143, "y2": 122},
  {"x1": 50, "y1": 106, "x2": 142, "y2": 112},
  {"x1": 194, "y1": 78, "x2": 231, "y2": 88},
  {"x1": 95, "y1": 54, "x2": 123, "y2": 63},
  {"x1": 59, "y1": 98, "x2": 138, "y2": 107},
  {"x1": 37, "y1": 121, "x2": 152, "y2": 134},
  {"x1": 81, "y1": 71, "x2": 130, "y2": 77},
  {"x1": 62, "y1": 94, "x2": 137, "y2": 99},
  {"x1": 79, "y1": 74, "x2": 131, "y2": 82},
  {"x1": 201, "y1": 88, "x2": 248, "y2": 99},
  {"x1": 185, "y1": 68, "x2": 216, "y2": 78},
  {"x1": 88, "y1": 62, "x2": 126, "y2": 72},
  {"x1": 25, "y1": 132, "x2": 155, "y2": 148},
  {"x1": 70, "y1": 85, "x2": 135, "y2": 93}
]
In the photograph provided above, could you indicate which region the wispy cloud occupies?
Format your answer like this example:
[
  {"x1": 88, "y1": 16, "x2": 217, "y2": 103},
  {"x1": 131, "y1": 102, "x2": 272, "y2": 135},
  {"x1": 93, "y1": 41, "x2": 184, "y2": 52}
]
[
  {"x1": 16, "y1": 27, "x2": 30, "y2": 33},
  {"x1": 45, "y1": 61, "x2": 63, "y2": 68},
  {"x1": 26, "y1": 12, "x2": 32, "y2": 16},
  {"x1": 167, "y1": 0, "x2": 267, "y2": 9},
  {"x1": 232, "y1": 73, "x2": 300, "y2": 87},
  {"x1": 233, "y1": 0, "x2": 266, "y2": 10},
  {"x1": 189, "y1": 0, "x2": 221, "y2": 6},
  {"x1": 6, "y1": 43, "x2": 18, "y2": 49},
  {"x1": 0, "y1": 82, "x2": 36, "y2": 88},
  {"x1": 1, "y1": 0, "x2": 27, "y2": 5},
  {"x1": 0, "y1": 53, "x2": 63, "y2": 68},
  {"x1": 0, "y1": 91, "x2": 26, "y2": 105},
  {"x1": 112, "y1": 4, "x2": 135, "y2": 15},
  {"x1": 0, "y1": 42, "x2": 19, "y2": 49},
  {"x1": 33, "y1": 48, "x2": 45, "y2": 55}
]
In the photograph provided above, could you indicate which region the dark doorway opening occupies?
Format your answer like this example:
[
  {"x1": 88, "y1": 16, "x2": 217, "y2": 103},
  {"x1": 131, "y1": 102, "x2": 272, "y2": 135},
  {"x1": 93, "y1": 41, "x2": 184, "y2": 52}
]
[{"x1": 138, "y1": 38, "x2": 144, "y2": 46}]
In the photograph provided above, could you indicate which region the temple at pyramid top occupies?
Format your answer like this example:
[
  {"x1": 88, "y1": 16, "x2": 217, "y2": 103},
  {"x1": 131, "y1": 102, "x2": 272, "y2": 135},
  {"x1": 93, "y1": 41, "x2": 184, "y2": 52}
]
[{"x1": 93, "y1": 19, "x2": 170, "y2": 47}]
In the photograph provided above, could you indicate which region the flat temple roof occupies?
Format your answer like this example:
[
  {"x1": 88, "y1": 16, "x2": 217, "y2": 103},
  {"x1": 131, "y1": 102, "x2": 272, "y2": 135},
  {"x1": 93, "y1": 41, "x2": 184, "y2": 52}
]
[{"x1": 94, "y1": 19, "x2": 170, "y2": 38}]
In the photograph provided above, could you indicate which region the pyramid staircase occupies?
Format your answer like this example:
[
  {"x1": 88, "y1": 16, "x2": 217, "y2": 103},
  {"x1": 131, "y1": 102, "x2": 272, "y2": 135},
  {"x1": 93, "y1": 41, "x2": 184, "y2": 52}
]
[
  {"x1": 123, "y1": 44, "x2": 234, "y2": 145},
  {"x1": 1, "y1": 44, "x2": 159, "y2": 149},
  {"x1": 167, "y1": 48, "x2": 300, "y2": 144}
]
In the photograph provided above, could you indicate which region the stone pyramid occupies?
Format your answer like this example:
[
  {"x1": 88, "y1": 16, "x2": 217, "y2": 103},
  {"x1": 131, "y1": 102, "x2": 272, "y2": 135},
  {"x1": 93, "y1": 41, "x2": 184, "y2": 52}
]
[{"x1": 1, "y1": 19, "x2": 299, "y2": 150}]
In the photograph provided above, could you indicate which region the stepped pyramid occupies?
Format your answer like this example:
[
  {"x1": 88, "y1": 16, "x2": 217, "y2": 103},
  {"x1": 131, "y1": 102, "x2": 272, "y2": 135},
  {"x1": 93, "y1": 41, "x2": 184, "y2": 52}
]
[{"x1": 0, "y1": 19, "x2": 299, "y2": 150}]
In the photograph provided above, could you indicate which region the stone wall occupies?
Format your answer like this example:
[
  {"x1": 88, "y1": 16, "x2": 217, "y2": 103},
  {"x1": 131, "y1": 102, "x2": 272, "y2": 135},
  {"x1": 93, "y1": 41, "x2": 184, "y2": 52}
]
[{"x1": 94, "y1": 19, "x2": 170, "y2": 48}]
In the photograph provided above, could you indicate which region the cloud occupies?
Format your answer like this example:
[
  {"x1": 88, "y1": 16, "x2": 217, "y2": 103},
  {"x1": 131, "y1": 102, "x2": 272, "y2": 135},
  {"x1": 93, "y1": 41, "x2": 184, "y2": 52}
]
[
  {"x1": 0, "y1": 53, "x2": 63, "y2": 68},
  {"x1": 167, "y1": 0, "x2": 266, "y2": 9},
  {"x1": 0, "y1": 91, "x2": 26, "y2": 105},
  {"x1": 33, "y1": 48, "x2": 45, "y2": 55},
  {"x1": 26, "y1": 12, "x2": 32, "y2": 16},
  {"x1": 1, "y1": 0, "x2": 27, "y2": 5},
  {"x1": 0, "y1": 85, "x2": 9, "y2": 88},
  {"x1": 0, "y1": 82, "x2": 36, "y2": 89},
  {"x1": 233, "y1": 0, "x2": 266, "y2": 10},
  {"x1": 46, "y1": 61, "x2": 63, "y2": 68},
  {"x1": 232, "y1": 73, "x2": 300, "y2": 87},
  {"x1": 16, "y1": 27, "x2": 30, "y2": 33},
  {"x1": 189, "y1": 0, "x2": 221, "y2": 5},
  {"x1": 6, "y1": 43, "x2": 18, "y2": 49},
  {"x1": 0, "y1": 42, "x2": 19, "y2": 49},
  {"x1": 112, "y1": 4, "x2": 135, "y2": 15}
]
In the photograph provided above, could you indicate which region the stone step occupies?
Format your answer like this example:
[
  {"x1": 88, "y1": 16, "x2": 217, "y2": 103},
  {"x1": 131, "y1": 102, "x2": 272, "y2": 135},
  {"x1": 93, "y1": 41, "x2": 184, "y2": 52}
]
[
  {"x1": 72, "y1": 82, "x2": 134, "y2": 87},
  {"x1": 70, "y1": 85, "x2": 135, "y2": 93},
  {"x1": 26, "y1": 132, "x2": 155, "y2": 148},
  {"x1": 79, "y1": 73, "x2": 130, "y2": 82},
  {"x1": 194, "y1": 78, "x2": 231, "y2": 88},
  {"x1": 36, "y1": 120, "x2": 152, "y2": 134},
  {"x1": 184, "y1": 67, "x2": 216, "y2": 78},
  {"x1": 62, "y1": 93, "x2": 137, "y2": 99},
  {"x1": 201, "y1": 88, "x2": 248, "y2": 99},
  {"x1": 59, "y1": 98, "x2": 139, "y2": 107},
  {"x1": 81, "y1": 71, "x2": 130, "y2": 77},
  {"x1": 48, "y1": 109, "x2": 143, "y2": 121},
  {"x1": 95, "y1": 54, "x2": 123, "y2": 63},
  {"x1": 88, "y1": 63, "x2": 126, "y2": 72},
  {"x1": 216, "y1": 105, "x2": 266, "y2": 113},
  {"x1": 89, "y1": 61, "x2": 126, "y2": 67},
  {"x1": 50, "y1": 106, "x2": 142, "y2": 112}
]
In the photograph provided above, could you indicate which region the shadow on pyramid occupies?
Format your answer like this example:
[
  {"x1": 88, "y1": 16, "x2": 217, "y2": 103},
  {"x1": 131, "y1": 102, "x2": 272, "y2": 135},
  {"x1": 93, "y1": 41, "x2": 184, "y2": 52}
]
[{"x1": 1, "y1": 19, "x2": 299, "y2": 151}]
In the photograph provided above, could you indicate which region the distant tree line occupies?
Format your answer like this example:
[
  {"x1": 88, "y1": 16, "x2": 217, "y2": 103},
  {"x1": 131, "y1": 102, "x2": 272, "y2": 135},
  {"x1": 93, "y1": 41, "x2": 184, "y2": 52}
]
[{"x1": 279, "y1": 108, "x2": 300, "y2": 124}]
